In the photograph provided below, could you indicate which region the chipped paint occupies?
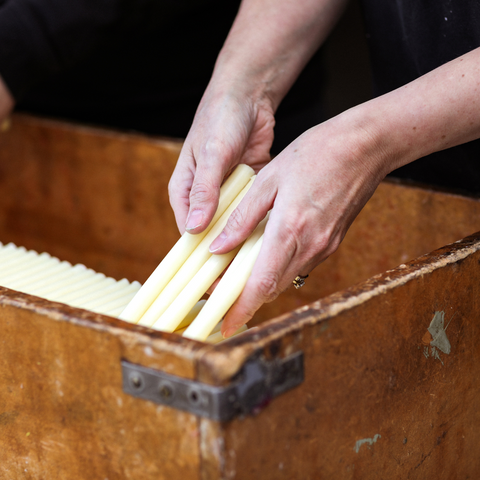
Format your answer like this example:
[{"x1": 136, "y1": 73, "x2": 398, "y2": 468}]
[
  {"x1": 353, "y1": 434, "x2": 381, "y2": 453},
  {"x1": 429, "y1": 311, "x2": 452, "y2": 354},
  {"x1": 144, "y1": 346, "x2": 154, "y2": 357},
  {"x1": 422, "y1": 311, "x2": 452, "y2": 365}
]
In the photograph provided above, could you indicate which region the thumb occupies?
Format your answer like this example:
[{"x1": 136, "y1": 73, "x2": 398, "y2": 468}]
[{"x1": 185, "y1": 142, "x2": 236, "y2": 234}]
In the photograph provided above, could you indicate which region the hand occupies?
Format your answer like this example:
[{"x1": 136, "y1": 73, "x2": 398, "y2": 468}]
[
  {"x1": 168, "y1": 85, "x2": 275, "y2": 234},
  {"x1": 207, "y1": 111, "x2": 389, "y2": 337}
]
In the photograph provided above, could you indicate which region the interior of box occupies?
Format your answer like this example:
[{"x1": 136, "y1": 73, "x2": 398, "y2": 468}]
[{"x1": 1, "y1": 114, "x2": 480, "y2": 330}]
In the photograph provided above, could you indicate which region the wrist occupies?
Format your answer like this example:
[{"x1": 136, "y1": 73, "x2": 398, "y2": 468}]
[
  {"x1": 347, "y1": 49, "x2": 480, "y2": 178},
  {"x1": 320, "y1": 104, "x2": 396, "y2": 186},
  {"x1": 210, "y1": 52, "x2": 280, "y2": 115},
  {"x1": 333, "y1": 94, "x2": 433, "y2": 183}
]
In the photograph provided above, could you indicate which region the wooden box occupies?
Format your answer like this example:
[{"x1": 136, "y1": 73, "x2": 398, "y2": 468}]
[{"x1": 0, "y1": 114, "x2": 479, "y2": 479}]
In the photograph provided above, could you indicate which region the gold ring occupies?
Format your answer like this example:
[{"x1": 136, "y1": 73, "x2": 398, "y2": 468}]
[{"x1": 293, "y1": 275, "x2": 308, "y2": 289}]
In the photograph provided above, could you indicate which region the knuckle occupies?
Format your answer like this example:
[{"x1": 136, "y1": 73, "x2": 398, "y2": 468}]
[
  {"x1": 256, "y1": 273, "x2": 280, "y2": 303},
  {"x1": 324, "y1": 237, "x2": 342, "y2": 258},
  {"x1": 189, "y1": 181, "x2": 216, "y2": 205},
  {"x1": 167, "y1": 178, "x2": 178, "y2": 200},
  {"x1": 202, "y1": 137, "x2": 235, "y2": 162},
  {"x1": 312, "y1": 230, "x2": 341, "y2": 260},
  {"x1": 314, "y1": 234, "x2": 331, "y2": 253},
  {"x1": 168, "y1": 179, "x2": 189, "y2": 210},
  {"x1": 275, "y1": 222, "x2": 302, "y2": 258},
  {"x1": 225, "y1": 207, "x2": 246, "y2": 233},
  {"x1": 281, "y1": 223, "x2": 302, "y2": 248},
  {"x1": 255, "y1": 170, "x2": 275, "y2": 192}
]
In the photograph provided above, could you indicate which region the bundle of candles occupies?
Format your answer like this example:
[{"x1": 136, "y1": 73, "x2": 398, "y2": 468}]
[
  {"x1": 0, "y1": 164, "x2": 265, "y2": 343},
  {"x1": 119, "y1": 163, "x2": 265, "y2": 341}
]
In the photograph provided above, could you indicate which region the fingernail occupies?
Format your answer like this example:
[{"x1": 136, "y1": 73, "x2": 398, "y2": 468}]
[
  {"x1": 209, "y1": 232, "x2": 227, "y2": 252},
  {"x1": 185, "y1": 209, "x2": 204, "y2": 231},
  {"x1": 222, "y1": 324, "x2": 243, "y2": 339}
]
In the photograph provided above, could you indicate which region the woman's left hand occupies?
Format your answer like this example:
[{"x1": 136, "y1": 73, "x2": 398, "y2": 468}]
[{"x1": 209, "y1": 111, "x2": 388, "y2": 337}]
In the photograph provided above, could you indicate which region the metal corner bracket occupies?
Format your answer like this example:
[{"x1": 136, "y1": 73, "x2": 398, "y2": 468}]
[{"x1": 121, "y1": 351, "x2": 304, "y2": 422}]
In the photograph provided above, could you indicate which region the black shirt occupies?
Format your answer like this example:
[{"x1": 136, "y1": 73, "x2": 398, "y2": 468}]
[
  {"x1": 0, "y1": 0, "x2": 242, "y2": 137},
  {"x1": 0, "y1": 0, "x2": 326, "y2": 149}
]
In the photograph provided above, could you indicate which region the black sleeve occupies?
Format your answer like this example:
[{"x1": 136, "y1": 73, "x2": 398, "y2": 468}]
[
  {"x1": 0, "y1": 0, "x2": 141, "y2": 99},
  {"x1": 0, "y1": 0, "x2": 209, "y2": 100}
]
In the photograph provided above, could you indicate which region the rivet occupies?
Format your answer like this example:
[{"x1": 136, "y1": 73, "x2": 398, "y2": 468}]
[
  {"x1": 188, "y1": 389, "x2": 200, "y2": 405},
  {"x1": 130, "y1": 373, "x2": 143, "y2": 390},
  {"x1": 159, "y1": 383, "x2": 174, "y2": 399}
]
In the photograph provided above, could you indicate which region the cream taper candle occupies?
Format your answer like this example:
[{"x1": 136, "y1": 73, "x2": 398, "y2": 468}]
[
  {"x1": 174, "y1": 299, "x2": 206, "y2": 332},
  {"x1": 151, "y1": 244, "x2": 242, "y2": 332},
  {"x1": 183, "y1": 218, "x2": 267, "y2": 341}
]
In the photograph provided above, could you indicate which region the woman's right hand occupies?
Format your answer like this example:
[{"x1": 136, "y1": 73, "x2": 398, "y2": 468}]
[{"x1": 168, "y1": 82, "x2": 275, "y2": 235}]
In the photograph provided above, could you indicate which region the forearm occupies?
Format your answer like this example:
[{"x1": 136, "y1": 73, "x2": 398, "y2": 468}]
[
  {"x1": 211, "y1": 0, "x2": 349, "y2": 111},
  {"x1": 346, "y1": 47, "x2": 480, "y2": 177}
]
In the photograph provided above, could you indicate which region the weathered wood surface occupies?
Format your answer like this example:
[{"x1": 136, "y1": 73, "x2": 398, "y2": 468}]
[
  {"x1": 2, "y1": 234, "x2": 478, "y2": 479},
  {"x1": 199, "y1": 233, "x2": 480, "y2": 479},
  {"x1": 0, "y1": 287, "x2": 210, "y2": 480},
  {"x1": 0, "y1": 113, "x2": 182, "y2": 283}
]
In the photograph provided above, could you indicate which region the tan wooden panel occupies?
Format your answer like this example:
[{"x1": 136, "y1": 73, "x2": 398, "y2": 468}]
[
  {"x1": 0, "y1": 288, "x2": 207, "y2": 480},
  {"x1": 0, "y1": 114, "x2": 183, "y2": 283}
]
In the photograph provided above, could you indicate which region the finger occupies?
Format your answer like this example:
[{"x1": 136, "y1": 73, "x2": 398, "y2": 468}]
[
  {"x1": 185, "y1": 138, "x2": 237, "y2": 234},
  {"x1": 220, "y1": 194, "x2": 335, "y2": 338},
  {"x1": 209, "y1": 172, "x2": 276, "y2": 254},
  {"x1": 220, "y1": 211, "x2": 299, "y2": 337},
  {"x1": 168, "y1": 150, "x2": 196, "y2": 233}
]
